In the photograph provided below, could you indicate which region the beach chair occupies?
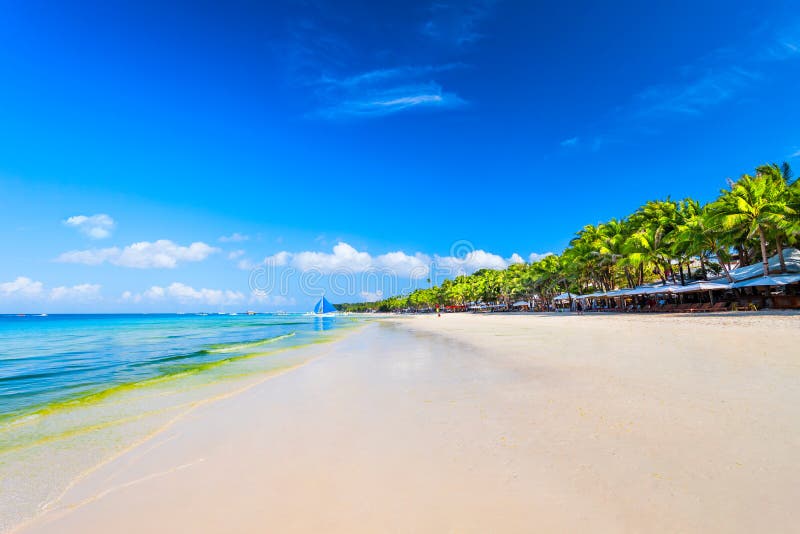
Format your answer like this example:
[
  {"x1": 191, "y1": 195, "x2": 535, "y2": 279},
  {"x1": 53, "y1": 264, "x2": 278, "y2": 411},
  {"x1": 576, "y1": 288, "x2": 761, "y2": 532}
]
[
  {"x1": 709, "y1": 302, "x2": 730, "y2": 312},
  {"x1": 691, "y1": 303, "x2": 713, "y2": 313}
]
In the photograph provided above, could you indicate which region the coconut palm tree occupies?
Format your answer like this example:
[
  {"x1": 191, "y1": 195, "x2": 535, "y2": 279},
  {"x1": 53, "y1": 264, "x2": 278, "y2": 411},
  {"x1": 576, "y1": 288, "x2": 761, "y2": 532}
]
[
  {"x1": 623, "y1": 226, "x2": 671, "y2": 284},
  {"x1": 673, "y1": 207, "x2": 735, "y2": 282},
  {"x1": 756, "y1": 162, "x2": 798, "y2": 271},
  {"x1": 708, "y1": 173, "x2": 793, "y2": 276}
]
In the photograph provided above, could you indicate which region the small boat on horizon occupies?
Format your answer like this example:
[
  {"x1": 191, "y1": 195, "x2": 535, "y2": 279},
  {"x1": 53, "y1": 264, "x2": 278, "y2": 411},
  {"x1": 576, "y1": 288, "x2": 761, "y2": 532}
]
[{"x1": 313, "y1": 296, "x2": 337, "y2": 315}]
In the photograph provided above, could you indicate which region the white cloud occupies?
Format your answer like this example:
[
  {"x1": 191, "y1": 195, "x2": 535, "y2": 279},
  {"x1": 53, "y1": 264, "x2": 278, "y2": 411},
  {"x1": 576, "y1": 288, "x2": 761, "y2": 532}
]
[
  {"x1": 374, "y1": 251, "x2": 432, "y2": 278},
  {"x1": 249, "y1": 292, "x2": 295, "y2": 306},
  {"x1": 528, "y1": 252, "x2": 554, "y2": 263},
  {"x1": 312, "y1": 64, "x2": 467, "y2": 120},
  {"x1": 228, "y1": 249, "x2": 246, "y2": 260},
  {"x1": 237, "y1": 259, "x2": 256, "y2": 271},
  {"x1": 265, "y1": 251, "x2": 291, "y2": 267},
  {"x1": 292, "y1": 242, "x2": 373, "y2": 272},
  {"x1": 0, "y1": 277, "x2": 44, "y2": 298},
  {"x1": 0, "y1": 277, "x2": 102, "y2": 303},
  {"x1": 50, "y1": 283, "x2": 101, "y2": 301},
  {"x1": 318, "y1": 82, "x2": 465, "y2": 119},
  {"x1": 263, "y1": 242, "x2": 523, "y2": 278},
  {"x1": 219, "y1": 233, "x2": 249, "y2": 243},
  {"x1": 56, "y1": 240, "x2": 219, "y2": 268},
  {"x1": 131, "y1": 282, "x2": 245, "y2": 306},
  {"x1": 360, "y1": 290, "x2": 384, "y2": 301},
  {"x1": 64, "y1": 214, "x2": 115, "y2": 239},
  {"x1": 560, "y1": 137, "x2": 579, "y2": 147},
  {"x1": 143, "y1": 286, "x2": 166, "y2": 299},
  {"x1": 435, "y1": 249, "x2": 515, "y2": 275}
]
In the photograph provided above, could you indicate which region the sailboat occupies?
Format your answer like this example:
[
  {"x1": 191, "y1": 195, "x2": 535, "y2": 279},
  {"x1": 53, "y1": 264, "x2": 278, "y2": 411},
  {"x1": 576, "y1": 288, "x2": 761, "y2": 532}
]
[{"x1": 313, "y1": 295, "x2": 337, "y2": 314}]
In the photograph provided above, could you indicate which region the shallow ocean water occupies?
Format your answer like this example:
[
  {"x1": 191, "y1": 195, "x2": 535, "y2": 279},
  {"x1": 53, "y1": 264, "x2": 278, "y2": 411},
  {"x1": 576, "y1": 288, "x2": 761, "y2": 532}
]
[{"x1": 0, "y1": 313, "x2": 362, "y2": 532}]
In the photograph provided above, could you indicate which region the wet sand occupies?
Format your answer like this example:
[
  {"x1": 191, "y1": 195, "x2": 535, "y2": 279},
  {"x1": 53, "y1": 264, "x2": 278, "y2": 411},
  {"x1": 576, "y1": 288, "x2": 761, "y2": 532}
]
[{"x1": 15, "y1": 312, "x2": 800, "y2": 533}]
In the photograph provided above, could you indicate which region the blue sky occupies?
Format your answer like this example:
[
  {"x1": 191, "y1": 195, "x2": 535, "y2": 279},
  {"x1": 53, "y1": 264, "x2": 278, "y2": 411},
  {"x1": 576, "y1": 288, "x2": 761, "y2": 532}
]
[{"x1": 3, "y1": 0, "x2": 800, "y2": 312}]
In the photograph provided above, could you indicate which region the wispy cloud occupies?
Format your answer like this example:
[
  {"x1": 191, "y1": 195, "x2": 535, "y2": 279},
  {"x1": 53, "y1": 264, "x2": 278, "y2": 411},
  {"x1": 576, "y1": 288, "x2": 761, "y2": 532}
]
[
  {"x1": 312, "y1": 64, "x2": 467, "y2": 119},
  {"x1": 632, "y1": 23, "x2": 800, "y2": 120},
  {"x1": 759, "y1": 24, "x2": 800, "y2": 61},
  {"x1": 316, "y1": 81, "x2": 465, "y2": 119},
  {"x1": 320, "y1": 63, "x2": 464, "y2": 88},
  {"x1": 560, "y1": 137, "x2": 579, "y2": 148},
  {"x1": 567, "y1": 21, "x2": 800, "y2": 152},
  {"x1": 422, "y1": 1, "x2": 495, "y2": 46},
  {"x1": 284, "y1": 3, "x2": 483, "y2": 120},
  {"x1": 634, "y1": 66, "x2": 762, "y2": 117}
]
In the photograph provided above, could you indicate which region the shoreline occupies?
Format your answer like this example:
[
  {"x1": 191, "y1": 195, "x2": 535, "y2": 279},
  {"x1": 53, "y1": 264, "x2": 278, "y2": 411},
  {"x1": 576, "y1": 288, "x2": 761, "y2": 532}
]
[
  {"x1": 2, "y1": 322, "x2": 367, "y2": 534},
  {"x1": 12, "y1": 313, "x2": 800, "y2": 533}
]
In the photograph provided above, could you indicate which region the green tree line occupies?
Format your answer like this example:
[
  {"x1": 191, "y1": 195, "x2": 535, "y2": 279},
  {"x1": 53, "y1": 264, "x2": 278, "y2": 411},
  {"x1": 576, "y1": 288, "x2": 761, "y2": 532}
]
[{"x1": 336, "y1": 162, "x2": 800, "y2": 312}]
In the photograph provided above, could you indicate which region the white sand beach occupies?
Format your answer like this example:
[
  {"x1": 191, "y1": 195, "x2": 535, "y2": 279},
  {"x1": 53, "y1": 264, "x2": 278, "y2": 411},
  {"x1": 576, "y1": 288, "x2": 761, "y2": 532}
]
[{"x1": 15, "y1": 312, "x2": 800, "y2": 533}]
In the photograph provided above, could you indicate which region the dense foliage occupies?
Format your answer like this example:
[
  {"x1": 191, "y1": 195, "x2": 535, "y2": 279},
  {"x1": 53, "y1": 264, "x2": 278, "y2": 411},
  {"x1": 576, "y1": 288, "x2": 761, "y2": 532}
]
[{"x1": 336, "y1": 162, "x2": 800, "y2": 312}]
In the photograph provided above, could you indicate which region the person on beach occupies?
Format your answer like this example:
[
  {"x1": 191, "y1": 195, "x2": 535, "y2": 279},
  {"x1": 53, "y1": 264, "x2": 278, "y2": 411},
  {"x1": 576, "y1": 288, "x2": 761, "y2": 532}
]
[{"x1": 576, "y1": 301, "x2": 583, "y2": 315}]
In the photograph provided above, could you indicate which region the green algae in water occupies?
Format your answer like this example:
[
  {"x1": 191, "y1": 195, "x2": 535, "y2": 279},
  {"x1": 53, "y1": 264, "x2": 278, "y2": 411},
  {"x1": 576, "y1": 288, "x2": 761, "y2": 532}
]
[{"x1": 0, "y1": 314, "x2": 367, "y2": 532}]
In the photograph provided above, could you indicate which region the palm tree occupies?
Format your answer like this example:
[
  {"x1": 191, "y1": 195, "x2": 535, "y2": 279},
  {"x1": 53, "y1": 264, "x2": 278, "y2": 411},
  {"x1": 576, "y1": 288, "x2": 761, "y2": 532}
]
[
  {"x1": 673, "y1": 207, "x2": 735, "y2": 282},
  {"x1": 708, "y1": 173, "x2": 793, "y2": 276},
  {"x1": 623, "y1": 226, "x2": 671, "y2": 284},
  {"x1": 756, "y1": 162, "x2": 798, "y2": 272}
]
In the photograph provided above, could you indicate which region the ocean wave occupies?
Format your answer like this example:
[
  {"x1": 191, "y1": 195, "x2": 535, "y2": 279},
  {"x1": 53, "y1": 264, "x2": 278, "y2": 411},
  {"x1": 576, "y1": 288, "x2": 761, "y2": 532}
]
[{"x1": 205, "y1": 332, "x2": 296, "y2": 353}]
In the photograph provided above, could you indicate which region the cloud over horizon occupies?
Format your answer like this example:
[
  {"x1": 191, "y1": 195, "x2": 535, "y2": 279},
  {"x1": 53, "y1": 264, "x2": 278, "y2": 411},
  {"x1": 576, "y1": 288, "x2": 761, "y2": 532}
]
[
  {"x1": 56, "y1": 240, "x2": 219, "y2": 269},
  {"x1": 257, "y1": 241, "x2": 531, "y2": 278},
  {"x1": 124, "y1": 282, "x2": 245, "y2": 306},
  {"x1": 0, "y1": 276, "x2": 101, "y2": 303}
]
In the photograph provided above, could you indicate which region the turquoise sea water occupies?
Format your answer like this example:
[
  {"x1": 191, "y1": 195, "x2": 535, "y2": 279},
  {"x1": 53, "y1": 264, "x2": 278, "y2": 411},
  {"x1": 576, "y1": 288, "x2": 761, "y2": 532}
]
[
  {"x1": 0, "y1": 313, "x2": 361, "y2": 531},
  {"x1": 0, "y1": 313, "x2": 351, "y2": 423}
]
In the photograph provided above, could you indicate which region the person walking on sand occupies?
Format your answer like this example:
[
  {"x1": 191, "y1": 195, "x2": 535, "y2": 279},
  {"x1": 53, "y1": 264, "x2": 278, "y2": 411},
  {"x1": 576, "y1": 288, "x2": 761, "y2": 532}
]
[{"x1": 576, "y1": 301, "x2": 583, "y2": 315}]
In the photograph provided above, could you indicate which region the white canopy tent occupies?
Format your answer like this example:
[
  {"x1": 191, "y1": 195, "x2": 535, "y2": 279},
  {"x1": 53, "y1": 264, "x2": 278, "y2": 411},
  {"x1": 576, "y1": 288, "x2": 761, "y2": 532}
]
[
  {"x1": 709, "y1": 248, "x2": 800, "y2": 282},
  {"x1": 731, "y1": 274, "x2": 800, "y2": 288},
  {"x1": 553, "y1": 292, "x2": 579, "y2": 301},
  {"x1": 668, "y1": 282, "x2": 731, "y2": 294}
]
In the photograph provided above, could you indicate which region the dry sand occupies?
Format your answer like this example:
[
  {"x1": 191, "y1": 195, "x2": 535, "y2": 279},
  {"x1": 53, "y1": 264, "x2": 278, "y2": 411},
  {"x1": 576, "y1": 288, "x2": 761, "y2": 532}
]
[{"x1": 15, "y1": 312, "x2": 800, "y2": 533}]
